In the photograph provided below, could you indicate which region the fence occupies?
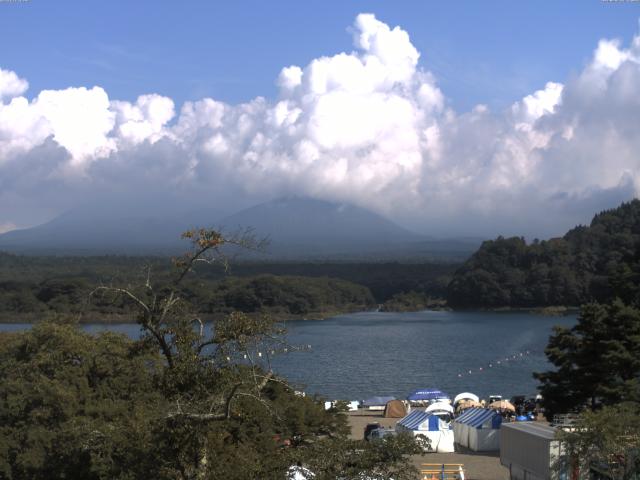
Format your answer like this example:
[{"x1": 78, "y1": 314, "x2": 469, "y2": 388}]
[{"x1": 421, "y1": 463, "x2": 465, "y2": 480}]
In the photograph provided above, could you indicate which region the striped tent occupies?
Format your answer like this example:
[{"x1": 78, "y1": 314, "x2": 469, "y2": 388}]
[
  {"x1": 453, "y1": 408, "x2": 502, "y2": 451},
  {"x1": 396, "y1": 411, "x2": 454, "y2": 453},
  {"x1": 398, "y1": 411, "x2": 441, "y2": 430}
]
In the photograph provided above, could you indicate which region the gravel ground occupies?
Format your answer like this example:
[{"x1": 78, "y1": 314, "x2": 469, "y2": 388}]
[{"x1": 347, "y1": 410, "x2": 509, "y2": 480}]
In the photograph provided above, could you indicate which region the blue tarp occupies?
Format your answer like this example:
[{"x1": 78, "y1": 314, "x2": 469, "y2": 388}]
[
  {"x1": 362, "y1": 396, "x2": 396, "y2": 407},
  {"x1": 454, "y1": 408, "x2": 502, "y2": 429},
  {"x1": 398, "y1": 410, "x2": 448, "y2": 431},
  {"x1": 406, "y1": 389, "x2": 449, "y2": 401},
  {"x1": 516, "y1": 413, "x2": 534, "y2": 421}
]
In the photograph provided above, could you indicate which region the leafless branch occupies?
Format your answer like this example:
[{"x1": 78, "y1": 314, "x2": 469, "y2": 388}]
[
  {"x1": 193, "y1": 317, "x2": 205, "y2": 341},
  {"x1": 90, "y1": 286, "x2": 151, "y2": 315}
]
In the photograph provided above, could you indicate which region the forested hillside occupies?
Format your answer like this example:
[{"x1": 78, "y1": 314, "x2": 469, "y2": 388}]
[
  {"x1": 0, "y1": 253, "x2": 455, "y2": 320},
  {"x1": 447, "y1": 200, "x2": 640, "y2": 308},
  {"x1": 0, "y1": 271, "x2": 375, "y2": 322},
  {"x1": 183, "y1": 275, "x2": 376, "y2": 318}
]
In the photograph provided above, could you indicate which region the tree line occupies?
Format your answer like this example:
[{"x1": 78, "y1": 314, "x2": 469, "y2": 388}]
[
  {"x1": 0, "y1": 252, "x2": 456, "y2": 321},
  {"x1": 0, "y1": 273, "x2": 375, "y2": 322},
  {"x1": 447, "y1": 200, "x2": 640, "y2": 308}
]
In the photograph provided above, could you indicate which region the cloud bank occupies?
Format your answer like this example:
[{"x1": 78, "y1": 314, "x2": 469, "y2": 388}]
[{"x1": 1, "y1": 14, "x2": 639, "y2": 237}]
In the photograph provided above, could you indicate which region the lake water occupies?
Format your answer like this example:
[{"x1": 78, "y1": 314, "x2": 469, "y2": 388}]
[{"x1": 2, "y1": 310, "x2": 576, "y2": 402}]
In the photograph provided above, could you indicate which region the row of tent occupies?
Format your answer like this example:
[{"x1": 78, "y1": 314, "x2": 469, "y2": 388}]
[
  {"x1": 364, "y1": 392, "x2": 514, "y2": 410},
  {"x1": 395, "y1": 407, "x2": 503, "y2": 452}
]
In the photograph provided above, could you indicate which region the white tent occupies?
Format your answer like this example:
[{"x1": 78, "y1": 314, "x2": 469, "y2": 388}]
[
  {"x1": 396, "y1": 411, "x2": 455, "y2": 453},
  {"x1": 425, "y1": 401, "x2": 454, "y2": 415},
  {"x1": 453, "y1": 408, "x2": 502, "y2": 451},
  {"x1": 453, "y1": 392, "x2": 480, "y2": 405}
]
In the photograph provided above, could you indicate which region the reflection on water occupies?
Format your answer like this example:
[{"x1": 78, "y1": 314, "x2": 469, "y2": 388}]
[{"x1": 1, "y1": 310, "x2": 575, "y2": 401}]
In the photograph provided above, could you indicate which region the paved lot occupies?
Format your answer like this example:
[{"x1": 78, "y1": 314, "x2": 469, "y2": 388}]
[{"x1": 347, "y1": 410, "x2": 509, "y2": 480}]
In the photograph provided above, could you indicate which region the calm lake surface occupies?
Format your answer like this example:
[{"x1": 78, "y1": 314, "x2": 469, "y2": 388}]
[{"x1": 2, "y1": 310, "x2": 576, "y2": 401}]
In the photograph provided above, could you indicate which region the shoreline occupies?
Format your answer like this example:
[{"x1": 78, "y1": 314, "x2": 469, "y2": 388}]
[
  {"x1": 456, "y1": 305, "x2": 580, "y2": 316},
  {"x1": 0, "y1": 306, "x2": 372, "y2": 325},
  {"x1": 0, "y1": 304, "x2": 579, "y2": 325}
]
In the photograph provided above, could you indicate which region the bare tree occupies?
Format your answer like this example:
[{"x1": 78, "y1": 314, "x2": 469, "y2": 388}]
[{"x1": 91, "y1": 228, "x2": 294, "y2": 479}]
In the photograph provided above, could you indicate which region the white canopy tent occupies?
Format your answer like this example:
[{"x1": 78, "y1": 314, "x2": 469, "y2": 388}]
[
  {"x1": 453, "y1": 392, "x2": 480, "y2": 405},
  {"x1": 425, "y1": 401, "x2": 454, "y2": 415}
]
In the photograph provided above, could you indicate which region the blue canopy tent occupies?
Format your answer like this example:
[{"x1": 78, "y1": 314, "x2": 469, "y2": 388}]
[
  {"x1": 406, "y1": 389, "x2": 450, "y2": 403},
  {"x1": 396, "y1": 410, "x2": 454, "y2": 453},
  {"x1": 361, "y1": 396, "x2": 396, "y2": 409},
  {"x1": 453, "y1": 408, "x2": 502, "y2": 451}
]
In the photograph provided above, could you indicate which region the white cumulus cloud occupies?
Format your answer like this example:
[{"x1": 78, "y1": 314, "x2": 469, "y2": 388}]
[
  {"x1": 0, "y1": 14, "x2": 639, "y2": 238},
  {"x1": 112, "y1": 94, "x2": 175, "y2": 145},
  {"x1": 0, "y1": 68, "x2": 28, "y2": 101}
]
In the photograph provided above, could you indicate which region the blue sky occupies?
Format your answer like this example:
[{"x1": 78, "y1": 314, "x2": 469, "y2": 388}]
[
  {"x1": 1, "y1": 1, "x2": 640, "y2": 237},
  {"x1": 1, "y1": 1, "x2": 638, "y2": 110}
]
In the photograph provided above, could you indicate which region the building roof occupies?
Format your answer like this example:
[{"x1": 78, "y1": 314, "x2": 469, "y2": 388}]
[{"x1": 500, "y1": 421, "x2": 557, "y2": 440}]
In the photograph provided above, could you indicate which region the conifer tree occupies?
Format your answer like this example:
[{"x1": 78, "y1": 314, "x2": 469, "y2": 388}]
[{"x1": 535, "y1": 300, "x2": 640, "y2": 418}]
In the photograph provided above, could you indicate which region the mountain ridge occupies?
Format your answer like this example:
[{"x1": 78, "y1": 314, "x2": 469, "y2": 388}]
[{"x1": 0, "y1": 197, "x2": 482, "y2": 260}]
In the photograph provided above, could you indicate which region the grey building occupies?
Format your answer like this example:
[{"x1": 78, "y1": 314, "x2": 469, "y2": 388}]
[{"x1": 500, "y1": 423, "x2": 567, "y2": 480}]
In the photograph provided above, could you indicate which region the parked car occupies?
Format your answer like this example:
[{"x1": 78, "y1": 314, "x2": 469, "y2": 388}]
[
  {"x1": 368, "y1": 427, "x2": 397, "y2": 441},
  {"x1": 363, "y1": 422, "x2": 381, "y2": 441}
]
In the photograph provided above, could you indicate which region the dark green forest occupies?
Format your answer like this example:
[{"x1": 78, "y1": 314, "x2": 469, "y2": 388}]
[
  {"x1": 447, "y1": 200, "x2": 640, "y2": 308},
  {"x1": 0, "y1": 252, "x2": 455, "y2": 322},
  {"x1": 4, "y1": 199, "x2": 640, "y2": 319},
  {"x1": 0, "y1": 271, "x2": 375, "y2": 322}
]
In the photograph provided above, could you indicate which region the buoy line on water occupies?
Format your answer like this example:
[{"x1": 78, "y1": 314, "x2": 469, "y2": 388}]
[{"x1": 456, "y1": 350, "x2": 534, "y2": 378}]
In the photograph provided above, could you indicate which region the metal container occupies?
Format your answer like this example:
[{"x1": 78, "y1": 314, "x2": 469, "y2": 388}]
[{"x1": 500, "y1": 422, "x2": 565, "y2": 480}]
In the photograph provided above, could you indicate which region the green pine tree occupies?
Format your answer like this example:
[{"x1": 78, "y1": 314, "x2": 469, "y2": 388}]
[{"x1": 535, "y1": 300, "x2": 640, "y2": 418}]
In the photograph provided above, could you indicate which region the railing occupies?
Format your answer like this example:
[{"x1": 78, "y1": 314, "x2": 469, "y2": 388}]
[
  {"x1": 421, "y1": 463, "x2": 466, "y2": 480},
  {"x1": 552, "y1": 414, "x2": 580, "y2": 428}
]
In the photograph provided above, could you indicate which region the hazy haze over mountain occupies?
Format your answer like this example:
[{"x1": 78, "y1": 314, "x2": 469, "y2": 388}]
[
  {"x1": 220, "y1": 197, "x2": 421, "y2": 244},
  {"x1": 0, "y1": 197, "x2": 481, "y2": 259}
]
